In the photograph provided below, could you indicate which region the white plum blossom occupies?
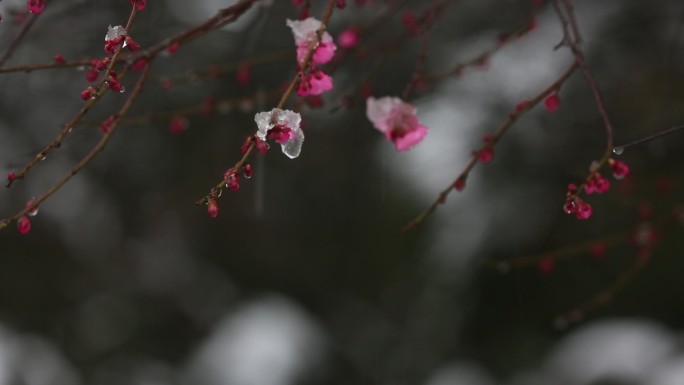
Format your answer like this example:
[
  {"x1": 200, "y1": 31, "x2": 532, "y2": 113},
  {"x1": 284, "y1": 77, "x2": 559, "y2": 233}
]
[{"x1": 254, "y1": 108, "x2": 304, "y2": 159}]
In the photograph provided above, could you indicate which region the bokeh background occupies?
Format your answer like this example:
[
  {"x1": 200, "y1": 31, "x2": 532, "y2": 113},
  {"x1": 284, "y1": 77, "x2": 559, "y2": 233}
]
[{"x1": 1, "y1": 0, "x2": 684, "y2": 384}]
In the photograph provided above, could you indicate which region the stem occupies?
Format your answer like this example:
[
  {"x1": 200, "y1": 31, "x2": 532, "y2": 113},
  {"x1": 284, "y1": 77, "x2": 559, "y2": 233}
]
[
  {"x1": 404, "y1": 61, "x2": 579, "y2": 231},
  {"x1": 6, "y1": 4, "x2": 140, "y2": 187},
  {"x1": 554, "y1": 0, "x2": 614, "y2": 151},
  {"x1": 196, "y1": 0, "x2": 339, "y2": 206},
  {"x1": 128, "y1": 0, "x2": 261, "y2": 63},
  {"x1": 555, "y1": 256, "x2": 647, "y2": 327},
  {"x1": 0, "y1": 59, "x2": 93, "y2": 74},
  {"x1": 0, "y1": 63, "x2": 153, "y2": 231},
  {"x1": 0, "y1": 12, "x2": 40, "y2": 68},
  {"x1": 614, "y1": 124, "x2": 684, "y2": 151},
  {"x1": 483, "y1": 233, "x2": 626, "y2": 270}
]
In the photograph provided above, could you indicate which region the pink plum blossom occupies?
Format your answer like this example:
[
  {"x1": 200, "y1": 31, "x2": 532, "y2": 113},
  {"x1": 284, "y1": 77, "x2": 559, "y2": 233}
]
[
  {"x1": 287, "y1": 17, "x2": 337, "y2": 65},
  {"x1": 297, "y1": 69, "x2": 333, "y2": 97},
  {"x1": 366, "y1": 96, "x2": 428, "y2": 151}
]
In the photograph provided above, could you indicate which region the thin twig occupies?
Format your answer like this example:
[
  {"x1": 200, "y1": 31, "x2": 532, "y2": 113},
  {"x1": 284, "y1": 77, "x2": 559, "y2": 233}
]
[
  {"x1": 483, "y1": 233, "x2": 626, "y2": 270},
  {"x1": 0, "y1": 59, "x2": 93, "y2": 74},
  {"x1": 6, "y1": 4, "x2": 141, "y2": 187},
  {"x1": 554, "y1": 256, "x2": 648, "y2": 328},
  {"x1": 0, "y1": 63, "x2": 153, "y2": 231},
  {"x1": 420, "y1": 4, "x2": 541, "y2": 85},
  {"x1": 128, "y1": 0, "x2": 261, "y2": 63},
  {"x1": 554, "y1": 0, "x2": 614, "y2": 151},
  {"x1": 7, "y1": 0, "x2": 262, "y2": 186},
  {"x1": 613, "y1": 124, "x2": 684, "y2": 152},
  {"x1": 404, "y1": 61, "x2": 579, "y2": 231},
  {"x1": 0, "y1": 12, "x2": 40, "y2": 68},
  {"x1": 196, "y1": 0, "x2": 338, "y2": 207}
]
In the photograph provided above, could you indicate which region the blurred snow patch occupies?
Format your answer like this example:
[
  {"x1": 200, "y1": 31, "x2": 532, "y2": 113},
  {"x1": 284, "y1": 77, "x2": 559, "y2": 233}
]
[
  {"x1": 425, "y1": 363, "x2": 494, "y2": 385},
  {"x1": 184, "y1": 295, "x2": 327, "y2": 385},
  {"x1": 546, "y1": 319, "x2": 677, "y2": 384},
  {"x1": 0, "y1": 326, "x2": 79, "y2": 385},
  {"x1": 647, "y1": 356, "x2": 684, "y2": 385}
]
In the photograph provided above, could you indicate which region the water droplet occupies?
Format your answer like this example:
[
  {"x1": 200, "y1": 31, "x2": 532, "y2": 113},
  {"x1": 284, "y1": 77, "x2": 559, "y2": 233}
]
[
  {"x1": 76, "y1": 66, "x2": 86, "y2": 71},
  {"x1": 26, "y1": 198, "x2": 39, "y2": 217},
  {"x1": 40, "y1": 155, "x2": 46, "y2": 161},
  {"x1": 119, "y1": 86, "x2": 126, "y2": 93},
  {"x1": 67, "y1": 127, "x2": 73, "y2": 133},
  {"x1": 612, "y1": 147, "x2": 624, "y2": 155},
  {"x1": 216, "y1": 189, "x2": 222, "y2": 198}
]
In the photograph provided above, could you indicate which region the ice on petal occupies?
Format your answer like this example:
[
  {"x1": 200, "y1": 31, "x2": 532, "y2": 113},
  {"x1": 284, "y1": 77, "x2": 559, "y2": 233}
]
[
  {"x1": 254, "y1": 111, "x2": 274, "y2": 140},
  {"x1": 253, "y1": 108, "x2": 304, "y2": 158},
  {"x1": 281, "y1": 127, "x2": 304, "y2": 159},
  {"x1": 105, "y1": 25, "x2": 127, "y2": 41},
  {"x1": 275, "y1": 109, "x2": 302, "y2": 130}
]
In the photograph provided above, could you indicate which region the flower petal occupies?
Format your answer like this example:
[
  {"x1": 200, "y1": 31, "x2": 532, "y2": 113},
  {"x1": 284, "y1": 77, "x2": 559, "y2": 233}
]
[{"x1": 394, "y1": 124, "x2": 428, "y2": 151}]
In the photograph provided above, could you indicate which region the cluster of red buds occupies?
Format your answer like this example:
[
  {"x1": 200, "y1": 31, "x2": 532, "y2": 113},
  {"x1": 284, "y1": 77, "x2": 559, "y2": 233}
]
[
  {"x1": 204, "y1": 131, "x2": 281, "y2": 219},
  {"x1": 563, "y1": 159, "x2": 630, "y2": 220},
  {"x1": 205, "y1": 163, "x2": 254, "y2": 219},
  {"x1": 86, "y1": 57, "x2": 110, "y2": 83},
  {"x1": 106, "y1": 71, "x2": 124, "y2": 93},
  {"x1": 241, "y1": 135, "x2": 270, "y2": 156},
  {"x1": 104, "y1": 34, "x2": 140, "y2": 55}
]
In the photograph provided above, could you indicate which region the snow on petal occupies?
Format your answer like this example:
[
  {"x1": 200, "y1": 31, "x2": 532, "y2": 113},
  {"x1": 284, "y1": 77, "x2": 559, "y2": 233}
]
[
  {"x1": 288, "y1": 17, "x2": 336, "y2": 65},
  {"x1": 105, "y1": 25, "x2": 127, "y2": 41},
  {"x1": 273, "y1": 109, "x2": 302, "y2": 130},
  {"x1": 366, "y1": 96, "x2": 403, "y2": 133},
  {"x1": 286, "y1": 18, "x2": 322, "y2": 45},
  {"x1": 254, "y1": 111, "x2": 274, "y2": 141},
  {"x1": 254, "y1": 108, "x2": 304, "y2": 159},
  {"x1": 366, "y1": 96, "x2": 428, "y2": 151}
]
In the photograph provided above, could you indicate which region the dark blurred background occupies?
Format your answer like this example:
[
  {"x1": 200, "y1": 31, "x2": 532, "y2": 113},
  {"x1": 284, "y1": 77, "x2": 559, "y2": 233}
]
[{"x1": 1, "y1": 0, "x2": 684, "y2": 384}]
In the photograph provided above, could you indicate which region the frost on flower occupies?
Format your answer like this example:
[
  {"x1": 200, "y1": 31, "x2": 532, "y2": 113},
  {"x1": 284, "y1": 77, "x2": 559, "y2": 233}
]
[
  {"x1": 286, "y1": 17, "x2": 336, "y2": 65},
  {"x1": 366, "y1": 96, "x2": 428, "y2": 151},
  {"x1": 254, "y1": 108, "x2": 304, "y2": 159},
  {"x1": 105, "y1": 25, "x2": 127, "y2": 41}
]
